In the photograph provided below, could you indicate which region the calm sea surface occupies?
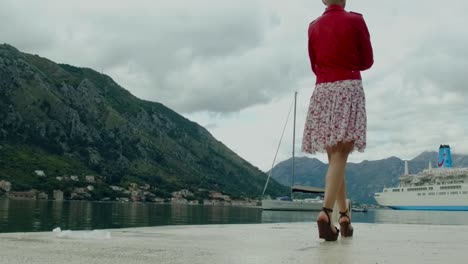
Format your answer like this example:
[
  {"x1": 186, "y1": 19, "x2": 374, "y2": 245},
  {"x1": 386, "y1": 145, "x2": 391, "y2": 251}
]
[{"x1": 1, "y1": 199, "x2": 468, "y2": 233}]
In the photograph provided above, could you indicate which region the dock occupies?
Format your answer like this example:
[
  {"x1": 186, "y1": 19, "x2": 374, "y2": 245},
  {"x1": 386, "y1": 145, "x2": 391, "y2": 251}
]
[{"x1": 0, "y1": 223, "x2": 466, "y2": 263}]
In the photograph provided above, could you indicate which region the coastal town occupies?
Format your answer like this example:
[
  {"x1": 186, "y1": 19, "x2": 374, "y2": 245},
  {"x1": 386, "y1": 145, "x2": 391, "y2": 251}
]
[{"x1": 0, "y1": 170, "x2": 258, "y2": 207}]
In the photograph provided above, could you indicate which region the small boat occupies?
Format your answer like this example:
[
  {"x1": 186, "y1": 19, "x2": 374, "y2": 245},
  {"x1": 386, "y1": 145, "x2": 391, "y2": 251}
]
[
  {"x1": 261, "y1": 92, "x2": 324, "y2": 211},
  {"x1": 262, "y1": 186, "x2": 325, "y2": 211},
  {"x1": 351, "y1": 206, "x2": 368, "y2": 213}
]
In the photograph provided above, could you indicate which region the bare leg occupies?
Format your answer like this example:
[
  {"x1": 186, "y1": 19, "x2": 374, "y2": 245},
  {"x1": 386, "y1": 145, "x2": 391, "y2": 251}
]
[
  {"x1": 336, "y1": 178, "x2": 351, "y2": 224},
  {"x1": 329, "y1": 147, "x2": 351, "y2": 222},
  {"x1": 317, "y1": 142, "x2": 353, "y2": 230},
  {"x1": 336, "y1": 177, "x2": 347, "y2": 212}
]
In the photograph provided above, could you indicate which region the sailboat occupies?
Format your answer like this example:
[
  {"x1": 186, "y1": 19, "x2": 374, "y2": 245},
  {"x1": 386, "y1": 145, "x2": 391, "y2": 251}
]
[{"x1": 261, "y1": 92, "x2": 325, "y2": 211}]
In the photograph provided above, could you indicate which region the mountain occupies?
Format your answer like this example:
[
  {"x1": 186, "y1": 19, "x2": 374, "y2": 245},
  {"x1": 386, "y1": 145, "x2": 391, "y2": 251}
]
[
  {"x1": 271, "y1": 152, "x2": 468, "y2": 204},
  {"x1": 0, "y1": 44, "x2": 287, "y2": 200}
]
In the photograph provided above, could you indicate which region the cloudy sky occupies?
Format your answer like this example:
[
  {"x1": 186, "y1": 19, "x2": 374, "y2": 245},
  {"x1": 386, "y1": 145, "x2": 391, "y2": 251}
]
[{"x1": 2, "y1": 0, "x2": 468, "y2": 171}]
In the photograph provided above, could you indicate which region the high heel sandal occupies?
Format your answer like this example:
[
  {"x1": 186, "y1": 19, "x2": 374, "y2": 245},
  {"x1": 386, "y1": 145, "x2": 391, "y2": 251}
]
[
  {"x1": 339, "y1": 209, "x2": 353, "y2": 237},
  {"x1": 317, "y1": 207, "x2": 339, "y2": 241}
]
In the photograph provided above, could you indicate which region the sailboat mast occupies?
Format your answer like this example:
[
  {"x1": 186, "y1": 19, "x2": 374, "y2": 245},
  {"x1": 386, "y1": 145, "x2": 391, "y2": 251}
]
[{"x1": 291, "y1": 91, "x2": 297, "y2": 199}]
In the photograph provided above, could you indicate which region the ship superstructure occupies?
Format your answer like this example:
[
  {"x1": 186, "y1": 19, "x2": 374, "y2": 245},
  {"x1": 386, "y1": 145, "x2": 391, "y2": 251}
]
[{"x1": 374, "y1": 145, "x2": 468, "y2": 211}]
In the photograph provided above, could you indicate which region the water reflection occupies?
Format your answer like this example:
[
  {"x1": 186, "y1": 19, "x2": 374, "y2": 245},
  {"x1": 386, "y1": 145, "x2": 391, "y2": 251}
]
[
  {"x1": 372, "y1": 209, "x2": 468, "y2": 225},
  {"x1": 51, "y1": 201, "x2": 63, "y2": 225},
  {"x1": 2, "y1": 199, "x2": 468, "y2": 233},
  {"x1": 261, "y1": 209, "x2": 468, "y2": 226},
  {"x1": 66, "y1": 201, "x2": 94, "y2": 230},
  {"x1": 261, "y1": 210, "x2": 318, "y2": 224},
  {"x1": 0, "y1": 199, "x2": 9, "y2": 228}
]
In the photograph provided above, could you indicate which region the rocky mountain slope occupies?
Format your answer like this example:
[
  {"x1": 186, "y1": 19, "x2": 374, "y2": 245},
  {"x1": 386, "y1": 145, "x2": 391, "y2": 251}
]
[{"x1": 0, "y1": 44, "x2": 287, "y2": 200}]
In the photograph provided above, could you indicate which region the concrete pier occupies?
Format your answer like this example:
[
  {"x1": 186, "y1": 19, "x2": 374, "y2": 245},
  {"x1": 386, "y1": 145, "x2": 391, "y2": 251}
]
[{"x1": 0, "y1": 223, "x2": 466, "y2": 264}]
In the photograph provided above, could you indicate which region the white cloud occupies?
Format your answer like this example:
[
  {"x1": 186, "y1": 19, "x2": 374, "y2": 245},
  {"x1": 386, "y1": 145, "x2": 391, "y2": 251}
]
[{"x1": 2, "y1": 0, "x2": 468, "y2": 170}]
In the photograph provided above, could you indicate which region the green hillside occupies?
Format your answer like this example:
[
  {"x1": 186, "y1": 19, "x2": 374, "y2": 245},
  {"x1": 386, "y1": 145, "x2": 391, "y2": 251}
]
[{"x1": 0, "y1": 44, "x2": 288, "y2": 200}]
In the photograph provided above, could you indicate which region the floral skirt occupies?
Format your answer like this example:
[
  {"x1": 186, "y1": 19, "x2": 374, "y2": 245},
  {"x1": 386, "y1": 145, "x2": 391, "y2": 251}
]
[{"x1": 302, "y1": 79, "x2": 366, "y2": 154}]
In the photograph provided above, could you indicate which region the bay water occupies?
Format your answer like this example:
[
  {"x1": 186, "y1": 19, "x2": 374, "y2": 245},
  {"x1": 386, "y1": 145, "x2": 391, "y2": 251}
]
[{"x1": 1, "y1": 199, "x2": 468, "y2": 233}]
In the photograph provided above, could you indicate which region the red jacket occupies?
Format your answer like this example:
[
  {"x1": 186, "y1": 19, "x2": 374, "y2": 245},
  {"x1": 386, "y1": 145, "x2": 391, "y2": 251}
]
[{"x1": 308, "y1": 5, "x2": 373, "y2": 84}]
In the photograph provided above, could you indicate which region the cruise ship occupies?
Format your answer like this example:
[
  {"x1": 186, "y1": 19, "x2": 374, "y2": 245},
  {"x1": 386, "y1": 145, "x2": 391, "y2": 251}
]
[{"x1": 374, "y1": 145, "x2": 468, "y2": 211}]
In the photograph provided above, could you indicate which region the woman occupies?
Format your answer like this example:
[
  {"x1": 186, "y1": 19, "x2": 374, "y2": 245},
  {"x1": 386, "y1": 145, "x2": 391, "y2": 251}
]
[{"x1": 302, "y1": 0, "x2": 373, "y2": 241}]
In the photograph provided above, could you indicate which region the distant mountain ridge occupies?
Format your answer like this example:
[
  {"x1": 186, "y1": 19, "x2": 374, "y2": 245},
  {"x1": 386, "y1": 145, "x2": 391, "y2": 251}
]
[
  {"x1": 0, "y1": 44, "x2": 287, "y2": 200},
  {"x1": 271, "y1": 151, "x2": 468, "y2": 204}
]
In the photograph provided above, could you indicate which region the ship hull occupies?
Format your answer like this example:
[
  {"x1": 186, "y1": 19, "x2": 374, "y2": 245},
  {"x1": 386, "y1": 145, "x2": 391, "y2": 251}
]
[
  {"x1": 375, "y1": 183, "x2": 468, "y2": 211},
  {"x1": 261, "y1": 199, "x2": 322, "y2": 211},
  {"x1": 388, "y1": 205, "x2": 468, "y2": 211}
]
